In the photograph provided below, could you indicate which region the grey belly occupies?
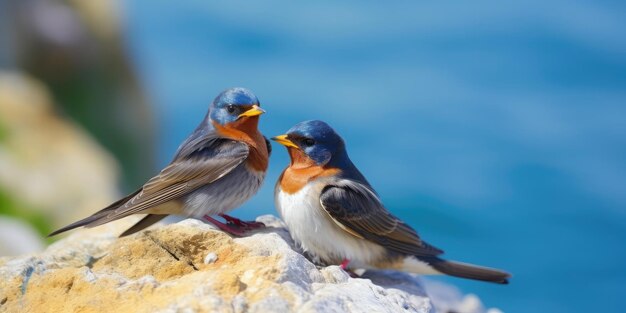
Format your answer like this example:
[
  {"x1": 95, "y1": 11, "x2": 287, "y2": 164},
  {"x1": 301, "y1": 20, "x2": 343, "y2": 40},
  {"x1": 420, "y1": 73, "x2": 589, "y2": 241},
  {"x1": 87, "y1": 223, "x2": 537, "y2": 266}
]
[{"x1": 180, "y1": 164, "x2": 265, "y2": 217}]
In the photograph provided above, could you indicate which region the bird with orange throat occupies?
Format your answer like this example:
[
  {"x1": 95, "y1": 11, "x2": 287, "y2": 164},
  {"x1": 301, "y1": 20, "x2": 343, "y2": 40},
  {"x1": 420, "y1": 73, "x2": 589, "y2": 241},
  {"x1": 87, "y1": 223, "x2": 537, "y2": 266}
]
[
  {"x1": 273, "y1": 120, "x2": 510, "y2": 284},
  {"x1": 50, "y1": 88, "x2": 271, "y2": 237}
]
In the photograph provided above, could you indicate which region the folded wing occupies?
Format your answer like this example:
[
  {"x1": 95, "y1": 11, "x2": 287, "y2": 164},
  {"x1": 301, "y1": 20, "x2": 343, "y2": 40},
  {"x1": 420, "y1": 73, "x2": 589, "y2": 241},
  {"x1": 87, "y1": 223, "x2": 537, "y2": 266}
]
[
  {"x1": 319, "y1": 180, "x2": 443, "y2": 257},
  {"x1": 49, "y1": 134, "x2": 249, "y2": 236}
]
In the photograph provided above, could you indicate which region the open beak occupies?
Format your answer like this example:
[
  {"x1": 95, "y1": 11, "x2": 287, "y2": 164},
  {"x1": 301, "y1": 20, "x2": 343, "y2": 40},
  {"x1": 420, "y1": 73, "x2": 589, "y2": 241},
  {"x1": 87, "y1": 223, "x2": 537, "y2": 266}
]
[
  {"x1": 238, "y1": 105, "x2": 266, "y2": 118},
  {"x1": 271, "y1": 134, "x2": 299, "y2": 149}
]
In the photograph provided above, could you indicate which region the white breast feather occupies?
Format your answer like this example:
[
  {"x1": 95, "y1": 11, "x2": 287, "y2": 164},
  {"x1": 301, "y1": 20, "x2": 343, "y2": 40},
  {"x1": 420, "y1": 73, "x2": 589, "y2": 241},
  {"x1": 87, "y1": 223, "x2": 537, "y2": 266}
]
[{"x1": 276, "y1": 181, "x2": 385, "y2": 267}]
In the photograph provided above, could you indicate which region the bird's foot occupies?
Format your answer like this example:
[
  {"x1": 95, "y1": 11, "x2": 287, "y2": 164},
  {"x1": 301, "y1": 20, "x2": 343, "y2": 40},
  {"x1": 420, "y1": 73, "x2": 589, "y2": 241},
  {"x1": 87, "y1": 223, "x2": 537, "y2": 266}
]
[
  {"x1": 339, "y1": 258, "x2": 359, "y2": 278},
  {"x1": 219, "y1": 214, "x2": 265, "y2": 231},
  {"x1": 340, "y1": 258, "x2": 351, "y2": 270},
  {"x1": 203, "y1": 215, "x2": 247, "y2": 236}
]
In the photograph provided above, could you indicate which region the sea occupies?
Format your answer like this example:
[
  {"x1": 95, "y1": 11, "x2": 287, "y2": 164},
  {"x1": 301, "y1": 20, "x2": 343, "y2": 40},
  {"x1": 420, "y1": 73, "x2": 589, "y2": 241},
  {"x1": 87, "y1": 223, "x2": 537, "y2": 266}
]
[{"x1": 121, "y1": 1, "x2": 626, "y2": 312}]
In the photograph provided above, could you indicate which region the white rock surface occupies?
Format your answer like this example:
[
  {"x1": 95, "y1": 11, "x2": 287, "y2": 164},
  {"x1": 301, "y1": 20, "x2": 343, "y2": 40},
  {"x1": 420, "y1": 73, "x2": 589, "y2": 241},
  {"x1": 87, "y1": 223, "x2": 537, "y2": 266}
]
[{"x1": 0, "y1": 215, "x2": 499, "y2": 313}]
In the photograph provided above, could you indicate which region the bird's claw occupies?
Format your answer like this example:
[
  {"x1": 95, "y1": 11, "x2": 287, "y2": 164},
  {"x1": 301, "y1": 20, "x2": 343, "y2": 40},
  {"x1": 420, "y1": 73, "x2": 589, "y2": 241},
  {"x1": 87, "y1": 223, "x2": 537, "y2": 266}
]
[
  {"x1": 235, "y1": 221, "x2": 265, "y2": 231},
  {"x1": 219, "y1": 214, "x2": 266, "y2": 230},
  {"x1": 339, "y1": 258, "x2": 359, "y2": 277},
  {"x1": 203, "y1": 215, "x2": 265, "y2": 237},
  {"x1": 340, "y1": 258, "x2": 350, "y2": 270}
]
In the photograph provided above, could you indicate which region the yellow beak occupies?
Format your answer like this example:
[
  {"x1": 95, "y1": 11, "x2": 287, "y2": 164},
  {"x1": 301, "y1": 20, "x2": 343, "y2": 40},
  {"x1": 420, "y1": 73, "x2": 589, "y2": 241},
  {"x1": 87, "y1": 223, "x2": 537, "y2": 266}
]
[
  {"x1": 238, "y1": 105, "x2": 266, "y2": 118},
  {"x1": 271, "y1": 134, "x2": 299, "y2": 149}
]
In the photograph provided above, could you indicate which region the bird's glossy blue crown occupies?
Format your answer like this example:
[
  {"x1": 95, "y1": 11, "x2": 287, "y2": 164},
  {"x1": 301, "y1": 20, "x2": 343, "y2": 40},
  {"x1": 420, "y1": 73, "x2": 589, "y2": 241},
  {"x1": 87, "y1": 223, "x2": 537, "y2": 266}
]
[
  {"x1": 210, "y1": 87, "x2": 260, "y2": 124},
  {"x1": 285, "y1": 120, "x2": 346, "y2": 165}
]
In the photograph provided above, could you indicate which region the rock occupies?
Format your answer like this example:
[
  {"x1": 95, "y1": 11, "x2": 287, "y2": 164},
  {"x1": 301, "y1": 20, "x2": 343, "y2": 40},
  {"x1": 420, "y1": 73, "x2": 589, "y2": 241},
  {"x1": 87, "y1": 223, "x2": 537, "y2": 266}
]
[
  {"x1": 0, "y1": 217, "x2": 45, "y2": 256},
  {"x1": 0, "y1": 215, "x2": 498, "y2": 313},
  {"x1": 421, "y1": 279, "x2": 502, "y2": 313},
  {"x1": 0, "y1": 72, "x2": 120, "y2": 232},
  {"x1": 204, "y1": 252, "x2": 218, "y2": 264},
  {"x1": 0, "y1": 0, "x2": 157, "y2": 188}
]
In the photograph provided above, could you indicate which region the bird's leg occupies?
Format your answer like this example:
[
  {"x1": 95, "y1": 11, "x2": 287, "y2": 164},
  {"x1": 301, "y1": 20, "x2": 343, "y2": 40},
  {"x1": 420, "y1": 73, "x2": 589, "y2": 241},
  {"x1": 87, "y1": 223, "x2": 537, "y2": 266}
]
[
  {"x1": 219, "y1": 214, "x2": 265, "y2": 230},
  {"x1": 203, "y1": 215, "x2": 246, "y2": 237},
  {"x1": 339, "y1": 258, "x2": 359, "y2": 278},
  {"x1": 340, "y1": 258, "x2": 351, "y2": 270}
]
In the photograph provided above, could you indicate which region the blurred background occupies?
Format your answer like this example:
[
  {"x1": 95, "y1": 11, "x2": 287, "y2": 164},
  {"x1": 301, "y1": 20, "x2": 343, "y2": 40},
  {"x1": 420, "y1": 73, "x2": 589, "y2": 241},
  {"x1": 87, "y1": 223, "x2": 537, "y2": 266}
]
[{"x1": 0, "y1": 1, "x2": 624, "y2": 312}]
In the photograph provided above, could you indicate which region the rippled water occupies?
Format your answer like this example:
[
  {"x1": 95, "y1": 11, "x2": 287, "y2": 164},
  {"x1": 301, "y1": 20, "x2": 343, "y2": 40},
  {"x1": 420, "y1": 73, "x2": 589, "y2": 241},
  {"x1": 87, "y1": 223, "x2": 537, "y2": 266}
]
[{"x1": 122, "y1": 2, "x2": 626, "y2": 312}]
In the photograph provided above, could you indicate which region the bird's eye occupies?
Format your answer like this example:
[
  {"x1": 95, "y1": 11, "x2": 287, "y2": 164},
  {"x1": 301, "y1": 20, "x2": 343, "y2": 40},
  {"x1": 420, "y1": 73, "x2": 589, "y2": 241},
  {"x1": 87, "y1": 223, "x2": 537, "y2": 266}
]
[
  {"x1": 226, "y1": 105, "x2": 236, "y2": 114},
  {"x1": 303, "y1": 138, "x2": 315, "y2": 147}
]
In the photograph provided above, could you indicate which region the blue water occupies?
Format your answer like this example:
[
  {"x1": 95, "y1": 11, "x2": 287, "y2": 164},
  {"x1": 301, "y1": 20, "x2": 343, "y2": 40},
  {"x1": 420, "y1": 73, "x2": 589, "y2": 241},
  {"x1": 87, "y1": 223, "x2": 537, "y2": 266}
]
[{"x1": 121, "y1": 2, "x2": 626, "y2": 312}]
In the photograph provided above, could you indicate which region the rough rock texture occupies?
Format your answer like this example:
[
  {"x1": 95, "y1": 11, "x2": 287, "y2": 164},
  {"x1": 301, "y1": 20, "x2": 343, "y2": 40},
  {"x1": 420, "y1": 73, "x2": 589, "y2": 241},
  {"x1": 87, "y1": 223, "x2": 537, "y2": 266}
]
[{"x1": 0, "y1": 215, "x2": 497, "y2": 313}]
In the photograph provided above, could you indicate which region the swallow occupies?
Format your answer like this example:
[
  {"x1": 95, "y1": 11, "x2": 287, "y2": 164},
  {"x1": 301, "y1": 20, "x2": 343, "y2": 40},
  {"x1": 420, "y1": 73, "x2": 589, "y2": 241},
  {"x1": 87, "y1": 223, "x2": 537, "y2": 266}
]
[
  {"x1": 272, "y1": 120, "x2": 510, "y2": 284},
  {"x1": 50, "y1": 87, "x2": 271, "y2": 237}
]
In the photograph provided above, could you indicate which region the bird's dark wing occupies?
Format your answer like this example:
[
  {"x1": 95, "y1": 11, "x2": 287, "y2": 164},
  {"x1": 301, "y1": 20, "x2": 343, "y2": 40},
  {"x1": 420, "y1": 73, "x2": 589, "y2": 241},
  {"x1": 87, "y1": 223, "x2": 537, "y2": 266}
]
[
  {"x1": 109, "y1": 139, "x2": 248, "y2": 218},
  {"x1": 86, "y1": 136, "x2": 250, "y2": 226},
  {"x1": 48, "y1": 189, "x2": 141, "y2": 236},
  {"x1": 49, "y1": 133, "x2": 250, "y2": 236},
  {"x1": 319, "y1": 180, "x2": 444, "y2": 256},
  {"x1": 119, "y1": 214, "x2": 167, "y2": 237}
]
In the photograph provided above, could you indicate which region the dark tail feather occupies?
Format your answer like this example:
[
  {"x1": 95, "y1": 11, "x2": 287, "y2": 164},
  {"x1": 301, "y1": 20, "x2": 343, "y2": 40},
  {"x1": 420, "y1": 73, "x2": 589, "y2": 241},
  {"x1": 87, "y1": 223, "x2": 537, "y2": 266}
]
[
  {"x1": 119, "y1": 214, "x2": 166, "y2": 237},
  {"x1": 48, "y1": 189, "x2": 142, "y2": 237},
  {"x1": 47, "y1": 212, "x2": 109, "y2": 237},
  {"x1": 427, "y1": 257, "x2": 510, "y2": 284}
]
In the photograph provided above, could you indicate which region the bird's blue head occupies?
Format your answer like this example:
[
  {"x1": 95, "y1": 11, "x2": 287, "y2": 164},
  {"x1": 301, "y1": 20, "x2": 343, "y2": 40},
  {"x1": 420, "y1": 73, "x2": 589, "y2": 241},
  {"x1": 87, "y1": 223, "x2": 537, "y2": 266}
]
[
  {"x1": 272, "y1": 120, "x2": 346, "y2": 166},
  {"x1": 209, "y1": 87, "x2": 265, "y2": 125}
]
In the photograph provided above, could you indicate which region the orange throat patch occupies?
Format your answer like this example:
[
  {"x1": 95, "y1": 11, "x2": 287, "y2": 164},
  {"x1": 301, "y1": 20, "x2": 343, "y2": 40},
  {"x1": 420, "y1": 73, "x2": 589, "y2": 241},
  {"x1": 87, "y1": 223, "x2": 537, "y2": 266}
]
[
  {"x1": 212, "y1": 117, "x2": 269, "y2": 172},
  {"x1": 278, "y1": 148, "x2": 339, "y2": 194}
]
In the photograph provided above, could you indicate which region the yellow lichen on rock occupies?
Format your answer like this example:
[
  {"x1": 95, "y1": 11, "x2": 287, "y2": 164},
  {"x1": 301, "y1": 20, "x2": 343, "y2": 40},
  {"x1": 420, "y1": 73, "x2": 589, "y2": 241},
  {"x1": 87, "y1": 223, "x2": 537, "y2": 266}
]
[{"x1": 0, "y1": 216, "x2": 449, "y2": 313}]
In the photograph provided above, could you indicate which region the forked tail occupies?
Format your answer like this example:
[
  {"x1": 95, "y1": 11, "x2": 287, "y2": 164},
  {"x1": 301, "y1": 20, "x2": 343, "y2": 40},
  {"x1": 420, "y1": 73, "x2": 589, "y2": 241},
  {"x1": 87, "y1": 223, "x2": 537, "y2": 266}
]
[{"x1": 403, "y1": 255, "x2": 510, "y2": 284}]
